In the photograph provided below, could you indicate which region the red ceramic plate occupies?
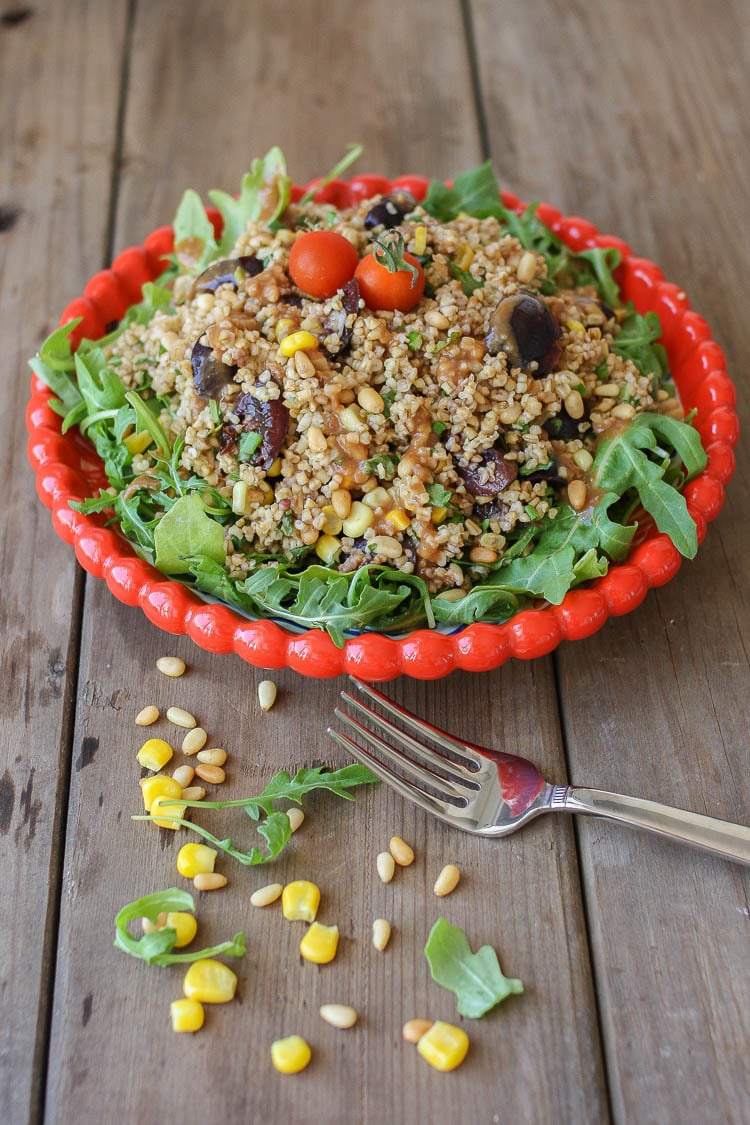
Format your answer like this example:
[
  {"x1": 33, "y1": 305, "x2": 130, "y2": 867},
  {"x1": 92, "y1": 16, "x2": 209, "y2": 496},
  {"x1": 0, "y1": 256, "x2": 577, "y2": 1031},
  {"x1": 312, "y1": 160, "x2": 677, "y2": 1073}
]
[{"x1": 26, "y1": 175, "x2": 738, "y2": 681}]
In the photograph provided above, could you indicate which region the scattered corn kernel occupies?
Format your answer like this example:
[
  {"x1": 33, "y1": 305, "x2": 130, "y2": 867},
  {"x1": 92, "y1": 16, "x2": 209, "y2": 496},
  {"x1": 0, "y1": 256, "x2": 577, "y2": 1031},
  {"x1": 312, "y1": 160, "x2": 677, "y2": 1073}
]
[
  {"x1": 342, "y1": 501, "x2": 374, "y2": 537},
  {"x1": 194, "y1": 763, "x2": 226, "y2": 785},
  {"x1": 183, "y1": 959, "x2": 237, "y2": 1004},
  {"x1": 124, "y1": 429, "x2": 154, "y2": 455},
  {"x1": 315, "y1": 533, "x2": 342, "y2": 564},
  {"x1": 385, "y1": 508, "x2": 410, "y2": 531},
  {"x1": 193, "y1": 872, "x2": 227, "y2": 892},
  {"x1": 150, "y1": 795, "x2": 187, "y2": 830},
  {"x1": 258, "y1": 680, "x2": 277, "y2": 712},
  {"x1": 376, "y1": 851, "x2": 396, "y2": 884},
  {"x1": 434, "y1": 864, "x2": 461, "y2": 897},
  {"x1": 372, "y1": 918, "x2": 392, "y2": 952},
  {"x1": 403, "y1": 1018, "x2": 434, "y2": 1043},
  {"x1": 165, "y1": 911, "x2": 198, "y2": 948},
  {"x1": 181, "y1": 786, "x2": 206, "y2": 801},
  {"x1": 287, "y1": 807, "x2": 305, "y2": 832},
  {"x1": 170, "y1": 997, "x2": 204, "y2": 1033},
  {"x1": 389, "y1": 836, "x2": 415, "y2": 866},
  {"x1": 300, "y1": 922, "x2": 339, "y2": 964},
  {"x1": 279, "y1": 330, "x2": 318, "y2": 357},
  {"x1": 156, "y1": 656, "x2": 186, "y2": 678},
  {"x1": 166, "y1": 706, "x2": 196, "y2": 729},
  {"x1": 250, "y1": 883, "x2": 284, "y2": 907},
  {"x1": 413, "y1": 225, "x2": 427, "y2": 255},
  {"x1": 320, "y1": 1004, "x2": 357, "y2": 1029},
  {"x1": 416, "y1": 1021, "x2": 470, "y2": 1072},
  {"x1": 282, "y1": 880, "x2": 320, "y2": 922},
  {"x1": 197, "y1": 747, "x2": 227, "y2": 767},
  {"x1": 232, "y1": 480, "x2": 248, "y2": 516},
  {"x1": 182, "y1": 727, "x2": 208, "y2": 755},
  {"x1": 172, "y1": 764, "x2": 195, "y2": 789},
  {"x1": 137, "y1": 737, "x2": 174, "y2": 772},
  {"x1": 271, "y1": 1035, "x2": 311, "y2": 1074},
  {"x1": 140, "y1": 774, "x2": 182, "y2": 813},
  {"x1": 135, "y1": 705, "x2": 159, "y2": 726},
  {"x1": 177, "y1": 842, "x2": 217, "y2": 879}
]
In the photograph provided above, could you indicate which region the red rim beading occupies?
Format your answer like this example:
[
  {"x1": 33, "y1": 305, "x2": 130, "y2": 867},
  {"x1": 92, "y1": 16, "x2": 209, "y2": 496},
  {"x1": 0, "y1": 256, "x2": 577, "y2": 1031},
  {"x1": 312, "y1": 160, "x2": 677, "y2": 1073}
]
[{"x1": 26, "y1": 176, "x2": 739, "y2": 681}]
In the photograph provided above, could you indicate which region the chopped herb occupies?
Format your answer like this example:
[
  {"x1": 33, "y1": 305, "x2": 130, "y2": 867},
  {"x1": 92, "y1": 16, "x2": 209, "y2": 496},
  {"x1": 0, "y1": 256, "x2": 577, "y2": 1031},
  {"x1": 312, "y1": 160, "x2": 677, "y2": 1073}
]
[
  {"x1": 524, "y1": 504, "x2": 541, "y2": 520},
  {"x1": 209, "y1": 399, "x2": 222, "y2": 428},
  {"x1": 238, "y1": 431, "x2": 263, "y2": 462},
  {"x1": 450, "y1": 260, "x2": 484, "y2": 296},
  {"x1": 380, "y1": 387, "x2": 396, "y2": 419},
  {"x1": 431, "y1": 420, "x2": 447, "y2": 435},
  {"x1": 364, "y1": 453, "x2": 400, "y2": 480},
  {"x1": 596, "y1": 360, "x2": 609, "y2": 381},
  {"x1": 427, "y1": 482, "x2": 453, "y2": 507},
  {"x1": 434, "y1": 329, "x2": 460, "y2": 353},
  {"x1": 407, "y1": 331, "x2": 423, "y2": 351}
]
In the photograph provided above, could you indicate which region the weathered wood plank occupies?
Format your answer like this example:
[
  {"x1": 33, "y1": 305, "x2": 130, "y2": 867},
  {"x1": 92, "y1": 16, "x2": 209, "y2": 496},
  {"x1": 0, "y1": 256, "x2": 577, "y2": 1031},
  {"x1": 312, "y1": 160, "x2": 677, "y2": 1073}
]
[
  {"x1": 471, "y1": 0, "x2": 750, "y2": 1120},
  {"x1": 44, "y1": 1, "x2": 606, "y2": 1122},
  {"x1": 0, "y1": 2, "x2": 129, "y2": 1123}
]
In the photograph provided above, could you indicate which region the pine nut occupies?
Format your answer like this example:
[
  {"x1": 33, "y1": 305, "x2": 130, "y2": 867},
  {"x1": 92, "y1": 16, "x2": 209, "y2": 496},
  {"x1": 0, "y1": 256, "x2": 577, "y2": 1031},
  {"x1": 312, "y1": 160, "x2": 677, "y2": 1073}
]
[
  {"x1": 287, "y1": 807, "x2": 305, "y2": 832},
  {"x1": 196, "y1": 747, "x2": 227, "y2": 767},
  {"x1": 156, "y1": 656, "x2": 186, "y2": 678},
  {"x1": 369, "y1": 535, "x2": 403, "y2": 559},
  {"x1": 250, "y1": 883, "x2": 283, "y2": 907},
  {"x1": 389, "y1": 836, "x2": 415, "y2": 866},
  {"x1": 376, "y1": 851, "x2": 396, "y2": 883},
  {"x1": 516, "y1": 250, "x2": 537, "y2": 284},
  {"x1": 594, "y1": 382, "x2": 620, "y2": 397},
  {"x1": 193, "y1": 872, "x2": 227, "y2": 891},
  {"x1": 167, "y1": 706, "x2": 197, "y2": 729},
  {"x1": 182, "y1": 727, "x2": 208, "y2": 754},
  {"x1": 180, "y1": 786, "x2": 206, "y2": 801},
  {"x1": 357, "y1": 386, "x2": 385, "y2": 414},
  {"x1": 572, "y1": 449, "x2": 593, "y2": 471},
  {"x1": 258, "y1": 680, "x2": 277, "y2": 712},
  {"x1": 172, "y1": 765, "x2": 195, "y2": 789},
  {"x1": 372, "y1": 918, "x2": 392, "y2": 952},
  {"x1": 141, "y1": 912, "x2": 167, "y2": 935},
  {"x1": 194, "y1": 763, "x2": 226, "y2": 785},
  {"x1": 564, "y1": 390, "x2": 585, "y2": 419},
  {"x1": 499, "y1": 403, "x2": 522, "y2": 425},
  {"x1": 294, "y1": 349, "x2": 316, "y2": 378},
  {"x1": 135, "y1": 705, "x2": 159, "y2": 726},
  {"x1": 425, "y1": 310, "x2": 450, "y2": 330},
  {"x1": 402, "y1": 1019, "x2": 434, "y2": 1043},
  {"x1": 611, "y1": 402, "x2": 635, "y2": 420},
  {"x1": 307, "y1": 424, "x2": 327, "y2": 453},
  {"x1": 320, "y1": 1004, "x2": 358, "y2": 1029},
  {"x1": 331, "y1": 489, "x2": 352, "y2": 520},
  {"x1": 434, "y1": 864, "x2": 461, "y2": 897},
  {"x1": 469, "y1": 546, "x2": 498, "y2": 564},
  {"x1": 568, "y1": 480, "x2": 588, "y2": 511}
]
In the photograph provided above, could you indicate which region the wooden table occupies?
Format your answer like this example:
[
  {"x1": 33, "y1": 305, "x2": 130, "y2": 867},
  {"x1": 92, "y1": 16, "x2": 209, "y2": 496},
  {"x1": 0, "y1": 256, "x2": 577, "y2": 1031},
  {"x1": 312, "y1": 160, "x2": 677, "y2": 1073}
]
[{"x1": 3, "y1": 1, "x2": 749, "y2": 1122}]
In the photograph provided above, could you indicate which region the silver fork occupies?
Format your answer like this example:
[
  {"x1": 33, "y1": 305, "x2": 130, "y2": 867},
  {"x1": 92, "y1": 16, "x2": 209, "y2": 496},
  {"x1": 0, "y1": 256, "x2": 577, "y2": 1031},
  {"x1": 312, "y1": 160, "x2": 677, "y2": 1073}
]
[{"x1": 328, "y1": 679, "x2": 750, "y2": 866}]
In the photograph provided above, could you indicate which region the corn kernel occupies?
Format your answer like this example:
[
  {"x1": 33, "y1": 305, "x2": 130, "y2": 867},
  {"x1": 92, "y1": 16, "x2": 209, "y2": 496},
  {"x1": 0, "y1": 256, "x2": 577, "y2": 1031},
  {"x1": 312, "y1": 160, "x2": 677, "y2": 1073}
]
[
  {"x1": 165, "y1": 911, "x2": 198, "y2": 948},
  {"x1": 300, "y1": 922, "x2": 339, "y2": 964},
  {"x1": 150, "y1": 795, "x2": 187, "y2": 830},
  {"x1": 183, "y1": 959, "x2": 237, "y2": 1004},
  {"x1": 363, "y1": 486, "x2": 390, "y2": 510},
  {"x1": 279, "y1": 330, "x2": 318, "y2": 356},
  {"x1": 320, "y1": 505, "x2": 344, "y2": 536},
  {"x1": 339, "y1": 404, "x2": 368, "y2": 432},
  {"x1": 431, "y1": 506, "x2": 449, "y2": 526},
  {"x1": 342, "y1": 501, "x2": 374, "y2": 537},
  {"x1": 417, "y1": 1021, "x2": 470, "y2": 1071},
  {"x1": 267, "y1": 457, "x2": 283, "y2": 477},
  {"x1": 137, "y1": 737, "x2": 174, "y2": 772},
  {"x1": 413, "y1": 225, "x2": 427, "y2": 255},
  {"x1": 271, "y1": 1035, "x2": 312, "y2": 1074},
  {"x1": 170, "y1": 998, "x2": 204, "y2": 1033},
  {"x1": 566, "y1": 319, "x2": 585, "y2": 333},
  {"x1": 275, "y1": 317, "x2": 296, "y2": 343},
  {"x1": 140, "y1": 774, "x2": 182, "y2": 812},
  {"x1": 385, "y1": 508, "x2": 411, "y2": 531},
  {"x1": 177, "y1": 842, "x2": 218, "y2": 878},
  {"x1": 232, "y1": 480, "x2": 248, "y2": 515},
  {"x1": 124, "y1": 430, "x2": 153, "y2": 455},
  {"x1": 457, "y1": 244, "x2": 474, "y2": 271},
  {"x1": 282, "y1": 880, "x2": 320, "y2": 922}
]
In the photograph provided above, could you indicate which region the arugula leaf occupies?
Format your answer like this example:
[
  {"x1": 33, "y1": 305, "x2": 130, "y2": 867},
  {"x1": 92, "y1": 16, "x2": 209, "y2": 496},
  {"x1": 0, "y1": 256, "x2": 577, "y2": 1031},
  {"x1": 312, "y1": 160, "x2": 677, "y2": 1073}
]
[
  {"x1": 209, "y1": 147, "x2": 291, "y2": 257},
  {"x1": 74, "y1": 349, "x2": 127, "y2": 414},
  {"x1": 364, "y1": 452, "x2": 400, "y2": 479},
  {"x1": 114, "y1": 888, "x2": 246, "y2": 966},
  {"x1": 172, "y1": 189, "x2": 219, "y2": 272},
  {"x1": 613, "y1": 307, "x2": 669, "y2": 389},
  {"x1": 424, "y1": 918, "x2": 524, "y2": 1018},
  {"x1": 154, "y1": 493, "x2": 227, "y2": 575},
  {"x1": 449, "y1": 260, "x2": 484, "y2": 296},
  {"x1": 124, "y1": 390, "x2": 171, "y2": 456}
]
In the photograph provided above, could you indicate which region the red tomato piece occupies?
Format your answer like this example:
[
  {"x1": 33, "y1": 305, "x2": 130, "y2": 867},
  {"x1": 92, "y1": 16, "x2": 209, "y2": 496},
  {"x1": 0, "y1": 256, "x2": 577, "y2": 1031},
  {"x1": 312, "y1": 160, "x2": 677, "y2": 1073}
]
[
  {"x1": 288, "y1": 230, "x2": 358, "y2": 299},
  {"x1": 354, "y1": 247, "x2": 425, "y2": 312}
]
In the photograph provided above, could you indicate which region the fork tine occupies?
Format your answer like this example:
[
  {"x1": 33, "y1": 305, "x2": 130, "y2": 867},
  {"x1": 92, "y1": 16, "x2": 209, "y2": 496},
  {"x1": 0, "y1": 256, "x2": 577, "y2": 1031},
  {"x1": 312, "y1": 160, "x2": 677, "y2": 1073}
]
[
  {"x1": 333, "y1": 708, "x2": 470, "y2": 805},
  {"x1": 339, "y1": 691, "x2": 480, "y2": 791},
  {"x1": 327, "y1": 728, "x2": 461, "y2": 824},
  {"x1": 350, "y1": 678, "x2": 482, "y2": 773}
]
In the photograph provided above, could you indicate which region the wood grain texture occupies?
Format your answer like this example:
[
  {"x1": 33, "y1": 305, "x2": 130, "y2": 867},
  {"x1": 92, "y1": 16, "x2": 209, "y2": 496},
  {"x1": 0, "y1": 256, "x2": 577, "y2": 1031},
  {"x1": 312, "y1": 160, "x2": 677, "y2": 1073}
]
[
  {"x1": 0, "y1": 3, "x2": 128, "y2": 1122},
  {"x1": 471, "y1": 0, "x2": 750, "y2": 1120}
]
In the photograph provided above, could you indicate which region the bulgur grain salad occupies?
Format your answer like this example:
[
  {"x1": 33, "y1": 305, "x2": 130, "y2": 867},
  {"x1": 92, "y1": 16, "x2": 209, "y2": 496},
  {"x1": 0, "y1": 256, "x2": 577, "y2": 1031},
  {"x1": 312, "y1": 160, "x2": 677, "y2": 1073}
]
[{"x1": 33, "y1": 149, "x2": 706, "y2": 644}]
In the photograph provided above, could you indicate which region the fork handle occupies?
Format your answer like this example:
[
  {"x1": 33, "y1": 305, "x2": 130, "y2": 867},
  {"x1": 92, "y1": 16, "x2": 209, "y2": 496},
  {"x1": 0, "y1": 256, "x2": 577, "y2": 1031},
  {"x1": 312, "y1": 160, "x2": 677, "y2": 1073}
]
[{"x1": 559, "y1": 787, "x2": 750, "y2": 866}]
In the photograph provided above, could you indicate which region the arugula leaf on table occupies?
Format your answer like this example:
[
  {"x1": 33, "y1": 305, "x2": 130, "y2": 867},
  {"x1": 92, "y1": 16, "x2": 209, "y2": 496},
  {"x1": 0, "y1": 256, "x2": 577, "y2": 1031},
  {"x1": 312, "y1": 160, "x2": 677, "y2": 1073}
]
[
  {"x1": 114, "y1": 888, "x2": 246, "y2": 966},
  {"x1": 424, "y1": 917, "x2": 524, "y2": 1018}
]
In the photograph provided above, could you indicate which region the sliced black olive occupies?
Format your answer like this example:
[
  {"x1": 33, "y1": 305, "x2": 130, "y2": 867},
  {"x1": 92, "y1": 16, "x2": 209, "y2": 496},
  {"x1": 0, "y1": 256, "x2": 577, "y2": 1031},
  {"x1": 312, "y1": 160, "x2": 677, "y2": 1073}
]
[
  {"x1": 486, "y1": 294, "x2": 562, "y2": 375},
  {"x1": 191, "y1": 340, "x2": 236, "y2": 398},
  {"x1": 473, "y1": 497, "x2": 510, "y2": 523},
  {"x1": 364, "y1": 191, "x2": 417, "y2": 230},
  {"x1": 320, "y1": 278, "x2": 360, "y2": 358},
  {"x1": 456, "y1": 448, "x2": 519, "y2": 496},
  {"x1": 194, "y1": 255, "x2": 263, "y2": 293},
  {"x1": 226, "y1": 393, "x2": 289, "y2": 470}
]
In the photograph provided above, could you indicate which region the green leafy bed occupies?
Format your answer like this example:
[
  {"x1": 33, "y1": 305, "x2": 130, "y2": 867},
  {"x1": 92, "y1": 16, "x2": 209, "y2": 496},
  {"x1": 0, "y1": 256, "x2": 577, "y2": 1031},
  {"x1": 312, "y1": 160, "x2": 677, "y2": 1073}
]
[{"x1": 31, "y1": 151, "x2": 706, "y2": 645}]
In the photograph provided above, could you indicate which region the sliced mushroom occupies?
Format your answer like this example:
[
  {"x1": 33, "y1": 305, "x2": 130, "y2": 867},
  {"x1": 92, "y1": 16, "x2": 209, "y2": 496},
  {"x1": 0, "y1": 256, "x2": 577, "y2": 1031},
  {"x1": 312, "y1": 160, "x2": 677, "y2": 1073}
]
[
  {"x1": 194, "y1": 255, "x2": 264, "y2": 293},
  {"x1": 486, "y1": 294, "x2": 562, "y2": 375},
  {"x1": 456, "y1": 447, "x2": 519, "y2": 496},
  {"x1": 191, "y1": 340, "x2": 236, "y2": 399}
]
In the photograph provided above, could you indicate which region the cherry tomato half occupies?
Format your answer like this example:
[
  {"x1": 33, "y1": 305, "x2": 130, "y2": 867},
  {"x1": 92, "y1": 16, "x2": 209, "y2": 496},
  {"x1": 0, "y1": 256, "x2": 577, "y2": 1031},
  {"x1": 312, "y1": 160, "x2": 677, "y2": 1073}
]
[
  {"x1": 288, "y1": 230, "x2": 359, "y2": 299},
  {"x1": 354, "y1": 248, "x2": 425, "y2": 312}
]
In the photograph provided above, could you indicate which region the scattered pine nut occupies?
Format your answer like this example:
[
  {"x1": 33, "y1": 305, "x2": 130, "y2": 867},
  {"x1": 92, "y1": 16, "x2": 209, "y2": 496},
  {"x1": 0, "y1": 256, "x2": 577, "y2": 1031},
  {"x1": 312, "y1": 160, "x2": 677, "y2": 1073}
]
[
  {"x1": 402, "y1": 1018, "x2": 434, "y2": 1043},
  {"x1": 194, "y1": 763, "x2": 226, "y2": 785},
  {"x1": 135, "y1": 705, "x2": 159, "y2": 726},
  {"x1": 372, "y1": 918, "x2": 392, "y2": 952},
  {"x1": 141, "y1": 911, "x2": 167, "y2": 935},
  {"x1": 258, "y1": 680, "x2": 277, "y2": 712},
  {"x1": 287, "y1": 807, "x2": 304, "y2": 832},
  {"x1": 389, "y1": 836, "x2": 415, "y2": 866},
  {"x1": 320, "y1": 1004, "x2": 358, "y2": 1029},
  {"x1": 181, "y1": 786, "x2": 206, "y2": 801},
  {"x1": 250, "y1": 883, "x2": 284, "y2": 907},
  {"x1": 156, "y1": 656, "x2": 186, "y2": 678},
  {"x1": 166, "y1": 706, "x2": 197, "y2": 729},
  {"x1": 172, "y1": 765, "x2": 195, "y2": 789},
  {"x1": 196, "y1": 747, "x2": 227, "y2": 767},
  {"x1": 376, "y1": 851, "x2": 396, "y2": 884},
  {"x1": 193, "y1": 872, "x2": 227, "y2": 891},
  {"x1": 182, "y1": 727, "x2": 208, "y2": 755},
  {"x1": 434, "y1": 864, "x2": 460, "y2": 897}
]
